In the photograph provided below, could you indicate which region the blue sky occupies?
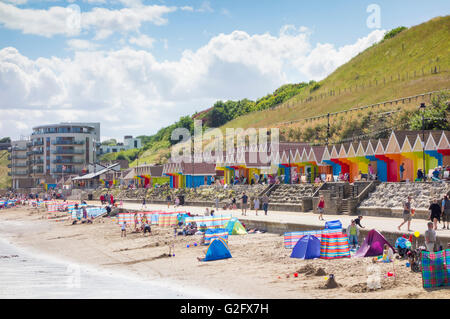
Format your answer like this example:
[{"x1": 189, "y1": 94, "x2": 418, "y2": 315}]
[{"x1": 0, "y1": 0, "x2": 448, "y2": 141}]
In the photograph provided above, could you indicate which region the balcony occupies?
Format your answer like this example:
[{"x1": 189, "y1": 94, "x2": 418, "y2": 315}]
[
  {"x1": 26, "y1": 150, "x2": 44, "y2": 156},
  {"x1": 12, "y1": 147, "x2": 27, "y2": 151},
  {"x1": 52, "y1": 149, "x2": 84, "y2": 155},
  {"x1": 12, "y1": 163, "x2": 28, "y2": 167},
  {"x1": 31, "y1": 168, "x2": 44, "y2": 174},
  {"x1": 32, "y1": 159, "x2": 44, "y2": 165},
  {"x1": 51, "y1": 168, "x2": 81, "y2": 174},
  {"x1": 52, "y1": 140, "x2": 85, "y2": 145},
  {"x1": 11, "y1": 155, "x2": 27, "y2": 159},
  {"x1": 52, "y1": 159, "x2": 84, "y2": 164},
  {"x1": 9, "y1": 171, "x2": 28, "y2": 176}
]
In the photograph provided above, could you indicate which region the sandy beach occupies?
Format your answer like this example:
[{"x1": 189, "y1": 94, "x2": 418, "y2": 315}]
[{"x1": 0, "y1": 204, "x2": 449, "y2": 299}]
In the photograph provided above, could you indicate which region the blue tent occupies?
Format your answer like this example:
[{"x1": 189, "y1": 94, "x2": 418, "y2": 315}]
[
  {"x1": 203, "y1": 238, "x2": 232, "y2": 261},
  {"x1": 325, "y1": 220, "x2": 342, "y2": 230},
  {"x1": 290, "y1": 235, "x2": 321, "y2": 259}
]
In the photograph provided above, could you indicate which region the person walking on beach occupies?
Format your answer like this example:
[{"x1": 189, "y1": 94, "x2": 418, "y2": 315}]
[
  {"x1": 354, "y1": 215, "x2": 365, "y2": 228},
  {"x1": 442, "y1": 195, "x2": 450, "y2": 229},
  {"x1": 262, "y1": 194, "x2": 269, "y2": 216},
  {"x1": 215, "y1": 197, "x2": 219, "y2": 212},
  {"x1": 121, "y1": 221, "x2": 127, "y2": 237},
  {"x1": 254, "y1": 197, "x2": 260, "y2": 216},
  {"x1": 241, "y1": 192, "x2": 248, "y2": 216},
  {"x1": 429, "y1": 198, "x2": 441, "y2": 231},
  {"x1": 166, "y1": 194, "x2": 171, "y2": 209},
  {"x1": 398, "y1": 196, "x2": 413, "y2": 232},
  {"x1": 425, "y1": 222, "x2": 436, "y2": 252},
  {"x1": 141, "y1": 197, "x2": 146, "y2": 210},
  {"x1": 399, "y1": 163, "x2": 405, "y2": 181},
  {"x1": 317, "y1": 195, "x2": 325, "y2": 221}
]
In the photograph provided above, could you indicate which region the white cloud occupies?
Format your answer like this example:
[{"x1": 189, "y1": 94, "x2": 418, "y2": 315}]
[
  {"x1": 67, "y1": 39, "x2": 99, "y2": 50},
  {"x1": 0, "y1": 26, "x2": 385, "y2": 139},
  {"x1": 129, "y1": 34, "x2": 155, "y2": 49},
  {"x1": 180, "y1": 6, "x2": 194, "y2": 12},
  {"x1": 296, "y1": 29, "x2": 386, "y2": 80},
  {"x1": 197, "y1": 1, "x2": 213, "y2": 13},
  {"x1": 2, "y1": 0, "x2": 28, "y2": 4},
  {"x1": 0, "y1": 2, "x2": 177, "y2": 38}
]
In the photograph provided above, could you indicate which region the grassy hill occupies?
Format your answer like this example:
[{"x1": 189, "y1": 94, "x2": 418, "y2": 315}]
[
  {"x1": 221, "y1": 16, "x2": 449, "y2": 139},
  {"x1": 0, "y1": 150, "x2": 11, "y2": 189},
  {"x1": 128, "y1": 16, "x2": 450, "y2": 164}
]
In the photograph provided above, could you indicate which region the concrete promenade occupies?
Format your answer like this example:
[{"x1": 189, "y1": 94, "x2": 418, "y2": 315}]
[{"x1": 87, "y1": 200, "x2": 450, "y2": 245}]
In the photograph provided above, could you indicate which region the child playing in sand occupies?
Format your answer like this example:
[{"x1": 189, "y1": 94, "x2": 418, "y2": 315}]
[
  {"x1": 382, "y1": 244, "x2": 394, "y2": 263},
  {"x1": 143, "y1": 221, "x2": 151, "y2": 236},
  {"x1": 121, "y1": 221, "x2": 127, "y2": 237}
]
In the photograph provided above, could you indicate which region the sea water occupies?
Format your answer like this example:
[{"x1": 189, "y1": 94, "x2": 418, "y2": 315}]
[{"x1": 0, "y1": 221, "x2": 224, "y2": 299}]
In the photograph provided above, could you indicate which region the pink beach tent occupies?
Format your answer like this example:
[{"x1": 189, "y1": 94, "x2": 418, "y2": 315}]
[{"x1": 354, "y1": 229, "x2": 395, "y2": 257}]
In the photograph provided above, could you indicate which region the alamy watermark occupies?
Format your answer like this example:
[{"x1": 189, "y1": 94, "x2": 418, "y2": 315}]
[
  {"x1": 366, "y1": 4, "x2": 381, "y2": 29},
  {"x1": 66, "y1": 4, "x2": 82, "y2": 35},
  {"x1": 66, "y1": 264, "x2": 81, "y2": 289}
]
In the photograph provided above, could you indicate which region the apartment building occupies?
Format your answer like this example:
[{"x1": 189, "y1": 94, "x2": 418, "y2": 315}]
[
  {"x1": 98, "y1": 135, "x2": 141, "y2": 155},
  {"x1": 9, "y1": 122, "x2": 100, "y2": 188}
]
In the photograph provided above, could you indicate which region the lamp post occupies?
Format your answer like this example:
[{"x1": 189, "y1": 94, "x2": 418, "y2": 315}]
[
  {"x1": 326, "y1": 113, "x2": 330, "y2": 146},
  {"x1": 420, "y1": 103, "x2": 426, "y2": 181},
  {"x1": 288, "y1": 147, "x2": 291, "y2": 184}
]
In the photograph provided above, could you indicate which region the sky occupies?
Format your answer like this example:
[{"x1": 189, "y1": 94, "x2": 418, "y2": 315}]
[{"x1": 0, "y1": 0, "x2": 449, "y2": 142}]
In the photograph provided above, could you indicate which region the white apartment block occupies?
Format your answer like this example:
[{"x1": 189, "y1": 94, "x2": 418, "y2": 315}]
[
  {"x1": 98, "y1": 135, "x2": 141, "y2": 155},
  {"x1": 9, "y1": 122, "x2": 100, "y2": 189}
]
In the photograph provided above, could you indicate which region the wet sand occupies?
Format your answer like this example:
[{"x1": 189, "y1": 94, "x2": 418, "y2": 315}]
[{"x1": 0, "y1": 205, "x2": 449, "y2": 299}]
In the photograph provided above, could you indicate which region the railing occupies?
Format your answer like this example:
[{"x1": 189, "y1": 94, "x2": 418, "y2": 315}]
[
  {"x1": 12, "y1": 163, "x2": 28, "y2": 167},
  {"x1": 27, "y1": 150, "x2": 43, "y2": 155},
  {"x1": 52, "y1": 169, "x2": 81, "y2": 174},
  {"x1": 9, "y1": 171, "x2": 28, "y2": 176},
  {"x1": 52, "y1": 140, "x2": 85, "y2": 145},
  {"x1": 52, "y1": 159, "x2": 84, "y2": 164},
  {"x1": 52, "y1": 149, "x2": 84, "y2": 155},
  {"x1": 12, "y1": 155, "x2": 27, "y2": 159},
  {"x1": 32, "y1": 140, "x2": 44, "y2": 146}
]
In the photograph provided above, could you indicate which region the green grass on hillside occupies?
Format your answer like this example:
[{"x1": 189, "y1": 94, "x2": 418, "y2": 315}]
[
  {"x1": 221, "y1": 16, "x2": 450, "y2": 132},
  {"x1": 0, "y1": 150, "x2": 11, "y2": 189}
]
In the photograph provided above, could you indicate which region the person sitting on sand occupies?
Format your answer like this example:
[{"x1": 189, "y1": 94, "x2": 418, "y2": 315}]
[
  {"x1": 382, "y1": 244, "x2": 394, "y2": 263},
  {"x1": 134, "y1": 213, "x2": 140, "y2": 232},
  {"x1": 199, "y1": 232, "x2": 206, "y2": 246},
  {"x1": 121, "y1": 221, "x2": 127, "y2": 237}
]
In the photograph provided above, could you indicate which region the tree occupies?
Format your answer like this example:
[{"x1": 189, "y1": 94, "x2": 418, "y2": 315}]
[
  {"x1": 408, "y1": 92, "x2": 449, "y2": 131},
  {"x1": 101, "y1": 138, "x2": 117, "y2": 146},
  {"x1": 0, "y1": 137, "x2": 11, "y2": 143}
]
